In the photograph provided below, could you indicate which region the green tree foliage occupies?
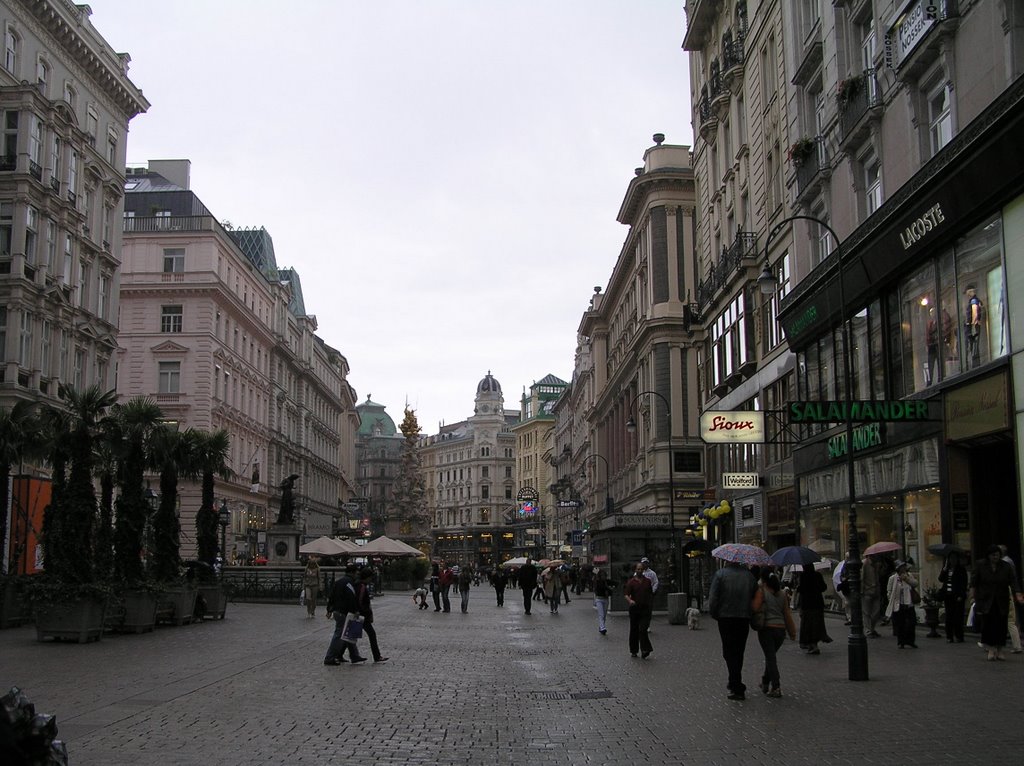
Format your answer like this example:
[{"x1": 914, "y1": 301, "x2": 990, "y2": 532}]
[{"x1": 192, "y1": 429, "x2": 232, "y2": 569}]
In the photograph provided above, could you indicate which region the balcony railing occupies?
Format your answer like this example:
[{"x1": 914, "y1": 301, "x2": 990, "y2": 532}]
[
  {"x1": 722, "y1": 36, "x2": 744, "y2": 72},
  {"x1": 29, "y1": 160, "x2": 42, "y2": 180},
  {"x1": 0, "y1": 157, "x2": 16, "y2": 172},
  {"x1": 696, "y1": 231, "x2": 759, "y2": 308},
  {"x1": 796, "y1": 136, "x2": 830, "y2": 196},
  {"x1": 123, "y1": 214, "x2": 220, "y2": 233},
  {"x1": 839, "y1": 68, "x2": 881, "y2": 141}
]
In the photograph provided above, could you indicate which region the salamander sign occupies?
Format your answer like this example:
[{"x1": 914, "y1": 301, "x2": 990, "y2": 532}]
[
  {"x1": 700, "y1": 411, "x2": 765, "y2": 444},
  {"x1": 788, "y1": 400, "x2": 931, "y2": 424}
]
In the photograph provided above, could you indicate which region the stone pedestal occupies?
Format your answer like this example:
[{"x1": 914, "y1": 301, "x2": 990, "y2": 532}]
[{"x1": 267, "y1": 524, "x2": 300, "y2": 565}]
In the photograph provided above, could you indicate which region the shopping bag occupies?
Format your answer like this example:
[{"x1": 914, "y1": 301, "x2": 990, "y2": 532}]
[{"x1": 341, "y1": 612, "x2": 364, "y2": 644}]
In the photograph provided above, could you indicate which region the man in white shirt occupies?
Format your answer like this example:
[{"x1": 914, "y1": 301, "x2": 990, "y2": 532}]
[{"x1": 641, "y1": 557, "x2": 659, "y2": 593}]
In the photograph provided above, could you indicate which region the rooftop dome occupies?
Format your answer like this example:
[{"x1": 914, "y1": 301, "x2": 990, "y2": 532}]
[
  {"x1": 356, "y1": 396, "x2": 398, "y2": 437},
  {"x1": 477, "y1": 371, "x2": 502, "y2": 395}
]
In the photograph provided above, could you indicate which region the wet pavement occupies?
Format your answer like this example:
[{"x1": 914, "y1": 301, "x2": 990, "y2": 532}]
[{"x1": 2, "y1": 588, "x2": 1022, "y2": 765}]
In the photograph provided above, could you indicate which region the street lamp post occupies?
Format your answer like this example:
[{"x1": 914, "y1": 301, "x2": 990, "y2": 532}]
[
  {"x1": 626, "y1": 391, "x2": 679, "y2": 593},
  {"x1": 218, "y1": 500, "x2": 231, "y2": 579},
  {"x1": 758, "y1": 214, "x2": 868, "y2": 681}
]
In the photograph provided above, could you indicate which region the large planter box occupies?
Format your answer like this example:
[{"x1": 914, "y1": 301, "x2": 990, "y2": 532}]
[
  {"x1": 120, "y1": 590, "x2": 159, "y2": 634},
  {"x1": 157, "y1": 586, "x2": 197, "y2": 626},
  {"x1": 197, "y1": 584, "x2": 228, "y2": 620},
  {"x1": 1, "y1": 580, "x2": 32, "y2": 629},
  {"x1": 35, "y1": 596, "x2": 108, "y2": 643}
]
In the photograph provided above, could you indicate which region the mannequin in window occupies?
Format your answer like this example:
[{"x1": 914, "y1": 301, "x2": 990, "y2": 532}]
[
  {"x1": 926, "y1": 306, "x2": 953, "y2": 385},
  {"x1": 963, "y1": 285, "x2": 983, "y2": 368}
]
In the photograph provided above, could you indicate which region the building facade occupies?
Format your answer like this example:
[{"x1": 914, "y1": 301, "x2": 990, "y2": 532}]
[
  {"x1": 354, "y1": 396, "x2": 402, "y2": 540},
  {"x1": 775, "y1": 0, "x2": 1024, "y2": 589},
  {"x1": 421, "y1": 372, "x2": 521, "y2": 568},
  {"x1": 0, "y1": 0, "x2": 147, "y2": 408},
  {"x1": 575, "y1": 137, "x2": 701, "y2": 596},
  {"x1": 684, "y1": 0, "x2": 799, "y2": 553},
  {"x1": 118, "y1": 160, "x2": 358, "y2": 560},
  {"x1": 511, "y1": 374, "x2": 568, "y2": 560}
]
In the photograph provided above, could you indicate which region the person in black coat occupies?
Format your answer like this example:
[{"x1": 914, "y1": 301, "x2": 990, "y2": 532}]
[
  {"x1": 797, "y1": 568, "x2": 831, "y2": 654},
  {"x1": 356, "y1": 569, "x2": 388, "y2": 663},
  {"x1": 518, "y1": 559, "x2": 539, "y2": 615},
  {"x1": 491, "y1": 568, "x2": 508, "y2": 606},
  {"x1": 323, "y1": 564, "x2": 366, "y2": 665},
  {"x1": 938, "y1": 552, "x2": 968, "y2": 643}
]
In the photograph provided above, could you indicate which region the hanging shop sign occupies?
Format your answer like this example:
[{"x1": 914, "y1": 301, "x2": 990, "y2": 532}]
[
  {"x1": 788, "y1": 400, "x2": 931, "y2": 423},
  {"x1": 700, "y1": 411, "x2": 765, "y2": 443},
  {"x1": 944, "y1": 371, "x2": 1008, "y2": 441},
  {"x1": 722, "y1": 473, "x2": 760, "y2": 490},
  {"x1": 886, "y1": 0, "x2": 944, "y2": 69}
]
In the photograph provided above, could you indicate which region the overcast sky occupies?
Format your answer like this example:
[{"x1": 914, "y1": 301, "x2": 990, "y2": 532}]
[{"x1": 92, "y1": 0, "x2": 693, "y2": 434}]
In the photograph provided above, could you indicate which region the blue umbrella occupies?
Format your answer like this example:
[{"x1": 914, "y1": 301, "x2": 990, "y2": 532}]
[{"x1": 769, "y1": 545, "x2": 822, "y2": 567}]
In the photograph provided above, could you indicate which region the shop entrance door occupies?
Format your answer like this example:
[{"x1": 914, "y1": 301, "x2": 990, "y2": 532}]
[{"x1": 968, "y1": 440, "x2": 1020, "y2": 566}]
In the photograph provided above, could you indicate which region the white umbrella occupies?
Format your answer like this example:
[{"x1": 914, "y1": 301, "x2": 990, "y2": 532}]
[
  {"x1": 500, "y1": 556, "x2": 529, "y2": 568},
  {"x1": 832, "y1": 559, "x2": 847, "y2": 588},
  {"x1": 360, "y1": 535, "x2": 425, "y2": 557},
  {"x1": 299, "y1": 536, "x2": 350, "y2": 556}
]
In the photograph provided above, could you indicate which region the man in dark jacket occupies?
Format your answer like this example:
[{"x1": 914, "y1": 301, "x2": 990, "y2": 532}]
[
  {"x1": 356, "y1": 568, "x2": 388, "y2": 663},
  {"x1": 518, "y1": 559, "x2": 539, "y2": 615},
  {"x1": 708, "y1": 561, "x2": 758, "y2": 700},
  {"x1": 491, "y1": 568, "x2": 508, "y2": 606},
  {"x1": 323, "y1": 564, "x2": 367, "y2": 665}
]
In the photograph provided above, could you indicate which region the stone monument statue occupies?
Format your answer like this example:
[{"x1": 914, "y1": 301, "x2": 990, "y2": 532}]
[{"x1": 276, "y1": 473, "x2": 300, "y2": 526}]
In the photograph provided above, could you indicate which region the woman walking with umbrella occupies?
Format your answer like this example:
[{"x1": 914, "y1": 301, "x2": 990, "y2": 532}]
[
  {"x1": 709, "y1": 544, "x2": 768, "y2": 700},
  {"x1": 769, "y1": 546, "x2": 830, "y2": 655}
]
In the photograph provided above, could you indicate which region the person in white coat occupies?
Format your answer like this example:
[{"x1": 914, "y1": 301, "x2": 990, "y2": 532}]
[{"x1": 885, "y1": 561, "x2": 918, "y2": 649}]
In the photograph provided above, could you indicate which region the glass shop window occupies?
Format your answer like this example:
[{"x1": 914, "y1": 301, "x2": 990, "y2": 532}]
[{"x1": 955, "y1": 215, "x2": 1006, "y2": 372}]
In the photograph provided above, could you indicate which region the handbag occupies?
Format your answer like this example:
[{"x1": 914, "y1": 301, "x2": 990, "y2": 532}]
[{"x1": 341, "y1": 612, "x2": 364, "y2": 644}]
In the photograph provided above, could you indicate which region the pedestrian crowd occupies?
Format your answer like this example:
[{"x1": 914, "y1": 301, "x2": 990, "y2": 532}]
[{"x1": 306, "y1": 544, "x2": 1024, "y2": 692}]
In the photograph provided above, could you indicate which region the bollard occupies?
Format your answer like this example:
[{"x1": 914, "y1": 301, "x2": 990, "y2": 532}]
[{"x1": 667, "y1": 592, "x2": 687, "y2": 625}]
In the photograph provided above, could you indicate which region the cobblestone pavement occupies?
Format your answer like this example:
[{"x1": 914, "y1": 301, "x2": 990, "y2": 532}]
[{"x1": 2, "y1": 590, "x2": 1023, "y2": 765}]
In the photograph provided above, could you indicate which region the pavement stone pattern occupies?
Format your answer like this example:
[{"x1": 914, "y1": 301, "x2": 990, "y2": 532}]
[{"x1": 2, "y1": 589, "x2": 1023, "y2": 765}]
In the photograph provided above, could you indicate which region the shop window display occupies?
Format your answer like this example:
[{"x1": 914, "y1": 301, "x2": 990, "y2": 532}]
[{"x1": 955, "y1": 215, "x2": 1006, "y2": 371}]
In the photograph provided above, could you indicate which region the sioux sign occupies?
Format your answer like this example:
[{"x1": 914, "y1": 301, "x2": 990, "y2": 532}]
[
  {"x1": 788, "y1": 400, "x2": 930, "y2": 424},
  {"x1": 700, "y1": 411, "x2": 765, "y2": 443}
]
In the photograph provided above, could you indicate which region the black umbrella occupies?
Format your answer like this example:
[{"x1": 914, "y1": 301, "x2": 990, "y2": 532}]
[
  {"x1": 928, "y1": 543, "x2": 966, "y2": 557},
  {"x1": 680, "y1": 538, "x2": 716, "y2": 554},
  {"x1": 769, "y1": 545, "x2": 822, "y2": 567}
]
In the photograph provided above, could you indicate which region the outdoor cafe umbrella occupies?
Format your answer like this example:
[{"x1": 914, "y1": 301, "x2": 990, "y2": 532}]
[
  {"x1": 863, "y1": 541, "x2": 902, "y2": 556},
  {"x1": 769, "y1": 545, "x2": 822, "y2": 568},
  {"x1": 360, "y1": 535, "x2": 424, "y2": 557},
  {"x1": 298, "y1": 536, "x2": 351, "y2": 556},
  {"x1": 711, "y1": 543, "x2": 773, "y2": 567}
]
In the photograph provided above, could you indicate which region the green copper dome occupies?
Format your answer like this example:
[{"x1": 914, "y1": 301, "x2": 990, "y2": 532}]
[{"x1": 357, "y1": 396, "x2": 398, "y2": 437}]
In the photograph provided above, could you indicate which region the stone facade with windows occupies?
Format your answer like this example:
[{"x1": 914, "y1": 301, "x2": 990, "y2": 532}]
[
  {"x1": 777, "y1": 0, "x2": 1024, "y2": 588},
  {"x1": 118, "y1": 160, "x2": 359, "y2": 560},
  {"x1": 0, "y1": 0, "x2": 147, "y2": 412}
]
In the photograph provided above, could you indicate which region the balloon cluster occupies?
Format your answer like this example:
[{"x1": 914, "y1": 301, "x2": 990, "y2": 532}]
[{"x1": 689, "y1": 500, "x2": 733, "y2": 536}]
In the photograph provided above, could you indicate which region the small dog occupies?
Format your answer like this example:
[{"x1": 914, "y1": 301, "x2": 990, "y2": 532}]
[{"x1": 685, "y1": 607, "x2": 701, "y2": 630}]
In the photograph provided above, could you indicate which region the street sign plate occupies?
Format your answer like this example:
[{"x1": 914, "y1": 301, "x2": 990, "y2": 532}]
[
  {"x1": 341, "y1": 502, "x2": 360, "y2": 512},
  {"x1": 722, "y1": 472, "x2": 760, "y2": 489},
  {"x1": 557, "y1": 500, "x2": 581, "y2": 508}
]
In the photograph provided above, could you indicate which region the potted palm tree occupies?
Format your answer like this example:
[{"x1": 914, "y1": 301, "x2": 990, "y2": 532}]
[
  {"x1": 191, "y1": 429, "x2": 232, "y2": 620},
  {"x1": 29, "y1": 384, "x2": 117, "y2": 643},
  {"x1": 103, "y1": 397, "x2": 166, "y2": 634},
  {"x1": 150, "y1": 426, "x2": 198, "y2": 625}
]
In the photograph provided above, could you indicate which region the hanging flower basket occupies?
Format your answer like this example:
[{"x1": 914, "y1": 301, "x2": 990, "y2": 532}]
[
  {"x1": 787, "y1": 138, "x2": 815, "y2": 166},
  {"x1": 837, "y1": 76, "x2": 863, "y2": 107}
]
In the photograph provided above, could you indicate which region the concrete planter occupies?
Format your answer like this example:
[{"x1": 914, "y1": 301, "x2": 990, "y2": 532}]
[
  {"x1": 197, "y1": 584, "x2": 228, "y2": 620},
  {"x1": 119, "y1": 590, "x2": 159, "y2": 634},
  {"x1": 0, "y1": 580, "x2": 32, "y2": 629},
  {"x1": 158, "y1": 586, "x2": 197, "y2": 626},
  {"x1": 35, "y1": 596, "x2": 108, "y2": 643}
]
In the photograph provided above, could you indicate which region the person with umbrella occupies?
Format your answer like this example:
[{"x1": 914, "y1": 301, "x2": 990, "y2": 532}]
[
  {"x1": 937, "y1": 550, "x2": 968, "y2": 643},
  {"x1": 751, "y1": 569, "x2": 797, "y2": 698},
  {"x1": 708, "y1": 545, "x2": 762, "y2": 700}
]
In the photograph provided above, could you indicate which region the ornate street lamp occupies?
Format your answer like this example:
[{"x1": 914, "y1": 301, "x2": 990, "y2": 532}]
[
  {"x1": 760, "y1": 214, "x2": 868, "y2": 681},
  {"x1": 626, "y1": 390, "x2": 679, "y2": 593}
]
